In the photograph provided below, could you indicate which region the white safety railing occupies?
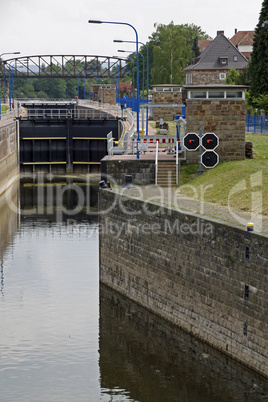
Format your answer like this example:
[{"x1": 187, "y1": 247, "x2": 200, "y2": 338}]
[
  {"x1": 132, "y1": 136, "x2": 179, "y2": 156},
  {"x1": 131, "y1": 136, "x2": 186, "y2": 185},
  {"x1": 23, "y1": 107, "x2": 122, "y2": 120},
  {"x1": 107, "y1": 132, "x2": 114, "y2": 157},
  {"x1": 155, "y1": 141, "x2": 159, "y2": 185},
  {"x1": 106, "y1": 108, "x2": 135, "y2": 157},
  {"x1": 0, "y1": 103, "x2": 24, "y2": 123}
]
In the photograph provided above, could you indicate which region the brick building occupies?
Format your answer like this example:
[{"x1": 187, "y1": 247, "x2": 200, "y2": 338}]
[
  {"x1": 184, "y1": 32, "x2": 248, "y2": 85},
  {"x1": 151, "y1": 84, "x2": 183, "y2": 121},
  {"x1": 184, "y1": 84, "x2": 248, "y2": 162}
]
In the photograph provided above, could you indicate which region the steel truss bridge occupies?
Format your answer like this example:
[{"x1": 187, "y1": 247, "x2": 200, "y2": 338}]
[{"x1": 1, "y1": 55, "x2": 129, "y2": 79}]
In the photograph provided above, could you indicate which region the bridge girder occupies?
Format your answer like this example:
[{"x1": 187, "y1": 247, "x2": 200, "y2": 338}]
[{"x1": 0, "y1": 55, "x2": 129, "y2": 79}]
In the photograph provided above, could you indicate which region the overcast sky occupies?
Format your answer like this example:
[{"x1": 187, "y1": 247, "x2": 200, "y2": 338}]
[{"x1": 1, "y1": 0, "x2": 263, "y2": 59}]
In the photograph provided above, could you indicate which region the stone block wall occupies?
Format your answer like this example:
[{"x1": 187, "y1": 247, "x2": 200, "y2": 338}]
[
  {"x1": 191, "y1": 70, "x2": 230, "y2": 85},
  {"x1": 186, "y1": 99, "x2": 246, "y2": 162},
  {"x1": 90, "y1": 85, "x2": 116, "y2": 105},
  {"x1": 152, "y1": 91, "x2": 183, "y2": 121},
  {"x1": 102, "y1": 158, "x2": 155, "y2": 185},
  {"x1": 0, "y1": 121, "x2": 19, "y2": 196},
  {"x1": 99, "y1": 190, "x2": 268, "y2": 378}
]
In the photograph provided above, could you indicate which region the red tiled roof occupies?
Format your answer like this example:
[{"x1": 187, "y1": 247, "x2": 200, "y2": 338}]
[
  {"x1": 198, "y1": 40, "x2": 212, "y2": 53},
  {"x1": 230, "y1": 31, "x2": 255, "y2": 46},
  {"x1": 241, "y1": 51, "x2": 252, "y2": 60}
]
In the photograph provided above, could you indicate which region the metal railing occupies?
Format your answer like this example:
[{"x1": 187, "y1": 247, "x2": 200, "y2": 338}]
[
  {"x1": 246, "y1": 115, "x2": 268, "y2": 134},
  {"x1": 106, "y1": 108, "x2": 135, "y2": 158},
  {"x1": 22, "y1": 107, "x2": 122, "y2": 120},
  {"x1": 0, "y1": 102, "x2": 23, "y2": 123}
]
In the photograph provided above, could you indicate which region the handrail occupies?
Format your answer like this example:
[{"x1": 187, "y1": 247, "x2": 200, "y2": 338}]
[
  {"x1": 155, "y1": 141, "x2": 159, "y2": 185},
  {"x1": 21, "y1": 107, "x2": 121, "y2": 120}
]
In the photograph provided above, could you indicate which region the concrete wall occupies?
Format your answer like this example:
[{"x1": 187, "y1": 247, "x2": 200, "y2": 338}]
[
  {"x1": 186, "y1": 99, "x2": 246, "y2": 162},
  {"x1": 99, "y1": 190, "x2": 268, "y2": 378},
  {"x1": 0, "y1": 121, "x2": 19, "y2": 196}
]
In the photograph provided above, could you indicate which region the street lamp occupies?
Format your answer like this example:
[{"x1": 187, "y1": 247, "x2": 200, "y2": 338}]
[
  {"x1": 114, "y1": 39, "x2": 149, "y2": 136},
  {"x1": 88, "y1": 19, "x2": 140, "y2": 158},
  {"x1": 8, "y1": 65, "x2": 14, "y2": 110}
]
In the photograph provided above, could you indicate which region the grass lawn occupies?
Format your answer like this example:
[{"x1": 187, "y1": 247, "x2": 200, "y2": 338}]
[
  {"x1": 177, "y1": 133, "x2": 268, "y2": 215},
  {"x1": 1, "y1": 105, "x2": 9, "y2": 113}
]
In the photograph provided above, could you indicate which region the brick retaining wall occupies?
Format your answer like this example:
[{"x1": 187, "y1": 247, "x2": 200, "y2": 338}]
[{"x1": 99, "y1": 190, "x2": 268, "y2": 378}]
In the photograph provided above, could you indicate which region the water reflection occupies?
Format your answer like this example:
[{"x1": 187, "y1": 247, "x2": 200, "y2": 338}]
[
  {"x1": 0, "y1": 177, "x2": 267, "y2": 401},
  {"x1": 0, "y1": 182, "x2": 19, "y2": 297},
  {"x1": 0, "y1": 177, "x2": 101, "y2": 401},
  {"x1": 99, "y1": 284, "x2": 268, "y2": 402}
]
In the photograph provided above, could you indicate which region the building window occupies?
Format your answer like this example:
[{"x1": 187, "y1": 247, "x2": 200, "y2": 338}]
[
  {"x1": 233, "y1": 55, "x2": 238, "y2": 62},
  {"x1": 219, "y1": 73, "x2": 226, "y2": 80},
  {"x1": 186, "y1": 74, "x2": 192, "y2": 84},
  {"x1": 189, "y1": 91, "x2": 207, "y2": 99},
  {"x1": 219, "y1": 57, "x2": 228, "y2": 66},
  {"x1": 208, "y1": 91, "x2": 225, "y2": 98},
  {"x1": 153, "y1": 87, "x2": 182, "y2": 93},
  {"x1": 188, "y1": 89, "x2": 244, "y2": 100},
  {"x1": 226, "y1": 91, "x2": 243, "y2": 98}
]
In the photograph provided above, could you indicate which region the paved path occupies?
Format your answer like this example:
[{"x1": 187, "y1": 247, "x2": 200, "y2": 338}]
[{"x1": 113, "y1": 185, "x2": 268, "y2": 235}]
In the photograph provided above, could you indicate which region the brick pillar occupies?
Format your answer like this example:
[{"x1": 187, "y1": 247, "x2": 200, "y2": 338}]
[{"x1": 186, "y1": 99, "x2": 246, "y2": 162}]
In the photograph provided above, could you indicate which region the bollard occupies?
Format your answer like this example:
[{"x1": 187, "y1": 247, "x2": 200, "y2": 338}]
[
  {"x1": 247, "y1": 222, "x2": 254, "y2": 232},
  {"x1": 122, "y1": 175, "x2": 133, "y2": 189}
]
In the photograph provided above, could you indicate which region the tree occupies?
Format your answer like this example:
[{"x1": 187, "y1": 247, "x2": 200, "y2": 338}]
[
  {"x1": 250, "y1": 0, "x2": 268, "y2": 98},
  {"x1": 119, "y1": 80, "x2": 133, "y2": 97},
  {"x1": 147, "y1": 22, "x2": 211, "y2": 86},
  {"x1": 225, "y1": 67, "x2": 250, "y2": 85}
]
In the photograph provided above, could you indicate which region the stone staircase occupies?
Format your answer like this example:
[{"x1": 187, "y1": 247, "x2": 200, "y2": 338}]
[{"x1": 156, "y1": 161, "x2": 177, "y2": 187}]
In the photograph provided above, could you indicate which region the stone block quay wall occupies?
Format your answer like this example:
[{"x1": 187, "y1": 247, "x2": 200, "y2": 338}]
[
  {"x1": 102, "y1": 158, "x2": 155, "y2": 185},
  {"x1": 0, "y1": 121, "x2": 19, "y2": 196},
  {"x1": 186, "y1": 99, "x2": 246, "y2": 163},
  {"x1": 99, "y1": 190, "x2": 268, "y2": 378}
]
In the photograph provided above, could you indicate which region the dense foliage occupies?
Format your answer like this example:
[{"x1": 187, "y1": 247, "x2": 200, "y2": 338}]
[
  {"x1": 250, "y1": 0, "x2": 268, "y2": 99},
  {"x1": 125, "y1": 22, "x2": 211, "y2": 90}
]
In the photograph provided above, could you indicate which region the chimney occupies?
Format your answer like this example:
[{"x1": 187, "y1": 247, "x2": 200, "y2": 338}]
[
  {"x1": 217, "y1": 30, "x2": 224, "y2": 36},
  {"x1": 235, "y1": 28, "x2": 237, "y2": 34}
]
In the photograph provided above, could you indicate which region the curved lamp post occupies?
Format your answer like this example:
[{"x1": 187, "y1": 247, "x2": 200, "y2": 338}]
[
  {"x1": 88, "y1": 19, "x2": 140, "y2": 158},
  {"x1": 8, "y1": 63, "x2": 16, "y2": 110},
  {"x1": 114, "y1": 39, "x2": 149, "y2": 135}
]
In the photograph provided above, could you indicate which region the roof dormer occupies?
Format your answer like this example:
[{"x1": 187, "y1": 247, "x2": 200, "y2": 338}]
[{"x1": 219, "y1": 56, "x2": 228, "y2": 66}]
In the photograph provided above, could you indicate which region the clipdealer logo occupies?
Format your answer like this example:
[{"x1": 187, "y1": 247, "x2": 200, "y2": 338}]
[
  {"x1": 228, "y1": 171, "x2": 263, "y2": 231},
  {"x1": 98, "y1": 217, "x2": 213, "y2": 238}
]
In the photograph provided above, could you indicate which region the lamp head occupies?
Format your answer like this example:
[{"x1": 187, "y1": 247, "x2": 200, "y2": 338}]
[
  {"x1": 113, "y1": 40, "x2": 123, "y2": 43},
  {"x1": 88, "y1": 20, "x2": 102, "y2": 24}
]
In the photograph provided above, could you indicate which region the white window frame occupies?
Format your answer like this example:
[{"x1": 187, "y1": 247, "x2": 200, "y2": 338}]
[{"x1": 219, "y1": 73, "x2": 226, "y2": 80}]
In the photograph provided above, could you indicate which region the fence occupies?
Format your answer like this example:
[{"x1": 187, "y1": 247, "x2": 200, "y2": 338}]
[{"x1": 246, "y1": 115, "x2": 268, "y2": 134}]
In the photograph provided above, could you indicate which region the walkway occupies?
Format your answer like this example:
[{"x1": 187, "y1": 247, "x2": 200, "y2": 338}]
[{"x1": 114, "y1": 185, "x2": 268, "y2": 235}]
